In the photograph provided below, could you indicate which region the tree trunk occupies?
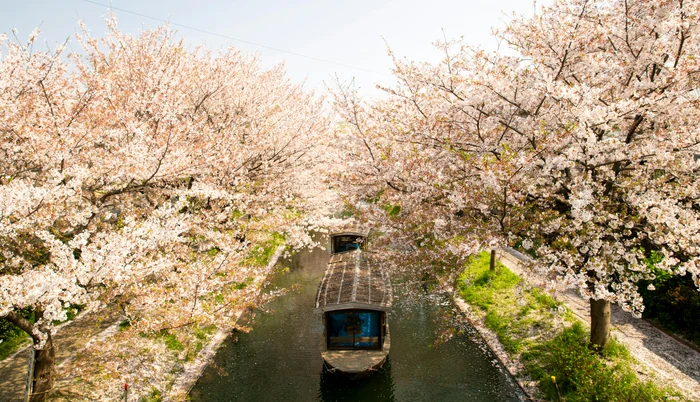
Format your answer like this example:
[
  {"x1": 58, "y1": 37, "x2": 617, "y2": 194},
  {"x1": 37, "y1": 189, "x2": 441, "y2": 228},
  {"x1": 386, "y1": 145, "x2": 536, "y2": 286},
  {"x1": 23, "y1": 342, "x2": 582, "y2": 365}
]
[
  {"x1": 2, "y1": 311, "x2": 56, "y2": 402},
  {"x1": 29, "y1": 333, "x2": 55, "y2": 402},
  {"x1": 589, "y1": 298, "x2": 611, "y2": 350},
  {"x1": 490, "y1": 249, "x2": 496, "y2": 271}
]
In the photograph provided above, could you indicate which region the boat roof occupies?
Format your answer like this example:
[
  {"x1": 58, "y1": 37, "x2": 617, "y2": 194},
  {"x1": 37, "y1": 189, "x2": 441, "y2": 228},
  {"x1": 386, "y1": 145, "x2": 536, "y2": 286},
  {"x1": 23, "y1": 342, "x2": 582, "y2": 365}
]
[
  {"x1": 315, "y1": 250, "x2": 392, "y2": 312},
  {"x1": 329, "y1": 227, "x2": 369, "y2": 238}
]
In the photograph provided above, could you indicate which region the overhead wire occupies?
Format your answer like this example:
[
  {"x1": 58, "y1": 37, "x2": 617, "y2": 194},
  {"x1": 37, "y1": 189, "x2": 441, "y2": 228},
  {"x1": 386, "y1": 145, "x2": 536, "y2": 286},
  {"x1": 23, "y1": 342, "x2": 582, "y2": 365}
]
[{"x1": 82, "y1": 0, "x2": 390, "y2": 76}]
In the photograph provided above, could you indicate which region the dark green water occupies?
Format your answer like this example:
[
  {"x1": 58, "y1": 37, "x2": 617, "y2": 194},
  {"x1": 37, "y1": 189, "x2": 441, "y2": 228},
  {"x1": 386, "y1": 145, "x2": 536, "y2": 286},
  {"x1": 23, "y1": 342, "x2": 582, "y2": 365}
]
[{"x1": 190, "y1": 246, "x2": 526, "y2": 402}]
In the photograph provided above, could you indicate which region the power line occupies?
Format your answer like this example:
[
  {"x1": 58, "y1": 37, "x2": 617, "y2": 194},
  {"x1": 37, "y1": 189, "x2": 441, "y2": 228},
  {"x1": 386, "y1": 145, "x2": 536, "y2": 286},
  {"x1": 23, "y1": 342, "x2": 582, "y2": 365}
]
[{"x1": 82, "y1": 0, "x2": 390, "y2": 76}]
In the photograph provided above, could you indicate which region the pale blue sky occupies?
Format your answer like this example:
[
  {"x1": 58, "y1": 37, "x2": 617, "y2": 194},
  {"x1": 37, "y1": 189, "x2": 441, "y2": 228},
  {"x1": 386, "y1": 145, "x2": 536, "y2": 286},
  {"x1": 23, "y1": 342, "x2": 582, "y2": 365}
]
[{"x1": 1, "y1": 0, "x2": 548, "y2": 98}]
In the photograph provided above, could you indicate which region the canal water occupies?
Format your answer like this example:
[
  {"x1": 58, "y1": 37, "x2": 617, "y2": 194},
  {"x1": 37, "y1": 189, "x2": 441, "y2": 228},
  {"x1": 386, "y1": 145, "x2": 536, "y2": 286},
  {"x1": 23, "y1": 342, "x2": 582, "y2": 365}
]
[{"x1": 190, "y1": 245, "x2": 526, "y2": 401}]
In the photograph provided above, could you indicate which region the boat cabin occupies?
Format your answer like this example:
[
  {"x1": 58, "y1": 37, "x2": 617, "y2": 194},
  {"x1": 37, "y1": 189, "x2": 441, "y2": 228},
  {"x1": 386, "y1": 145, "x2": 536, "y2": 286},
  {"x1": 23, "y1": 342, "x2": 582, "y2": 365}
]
[
  {"x1": 325, "y1": 309, "x2": 384, "y2": 350},
  {"x1": 328, "y1": 231, "x2": 366, "y2": 254}
]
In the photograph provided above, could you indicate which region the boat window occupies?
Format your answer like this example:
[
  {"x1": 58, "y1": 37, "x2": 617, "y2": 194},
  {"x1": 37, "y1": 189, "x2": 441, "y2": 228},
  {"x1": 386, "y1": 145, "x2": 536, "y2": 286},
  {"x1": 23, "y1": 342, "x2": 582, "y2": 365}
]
[
  {"x1": 327, "y1": 310, "x2": 380, "y2": 350},
  {"x1": 332, "y1": 235, "x2": 364, "y2": 253}
]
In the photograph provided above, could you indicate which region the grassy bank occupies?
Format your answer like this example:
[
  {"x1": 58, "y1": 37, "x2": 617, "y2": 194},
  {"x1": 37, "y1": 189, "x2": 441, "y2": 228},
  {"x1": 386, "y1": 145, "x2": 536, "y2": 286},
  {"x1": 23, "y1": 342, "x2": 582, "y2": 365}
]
[
  {"x1": 457, "y1": 251, "x2": 684, "y2": 401},
  {"x1": 46, "y1": 231, "x2": 288, "y2": 401}
]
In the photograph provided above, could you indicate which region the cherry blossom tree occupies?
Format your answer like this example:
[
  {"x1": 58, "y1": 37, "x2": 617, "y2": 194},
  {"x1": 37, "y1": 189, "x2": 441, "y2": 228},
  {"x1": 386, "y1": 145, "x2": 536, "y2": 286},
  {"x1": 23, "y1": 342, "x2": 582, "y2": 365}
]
[
  {"x1": 1, "y1": 16, "x2": 332, "y2": 400},
  {"x1": 495, "y1": 0, "x2": 700, "y2": 349},
  {"x1": 331, "y1": 43, "x2": 530, "y2": 295},
  {"x1": 335, "y1": 0, "x2": 700, "y2": 349}
]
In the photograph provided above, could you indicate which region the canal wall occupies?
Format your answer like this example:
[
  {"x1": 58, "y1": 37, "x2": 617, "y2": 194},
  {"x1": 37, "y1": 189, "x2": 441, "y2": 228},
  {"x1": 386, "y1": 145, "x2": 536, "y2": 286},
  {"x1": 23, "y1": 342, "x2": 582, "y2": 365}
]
[{"x1": 169, "y1": 245, "x2": 287, "y2": 401}]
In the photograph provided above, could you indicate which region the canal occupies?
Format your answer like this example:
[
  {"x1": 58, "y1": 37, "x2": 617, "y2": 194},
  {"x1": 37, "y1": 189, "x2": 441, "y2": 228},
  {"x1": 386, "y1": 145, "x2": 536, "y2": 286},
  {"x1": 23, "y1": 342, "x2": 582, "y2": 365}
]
[{"x1": 190, "y1": 244, "x2": 526, "y2": 401}]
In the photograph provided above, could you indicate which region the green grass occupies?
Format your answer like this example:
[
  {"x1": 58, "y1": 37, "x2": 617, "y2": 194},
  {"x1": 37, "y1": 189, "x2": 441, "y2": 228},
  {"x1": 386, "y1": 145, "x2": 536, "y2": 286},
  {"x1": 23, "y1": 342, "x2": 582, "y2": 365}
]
[
  {"x1": 159, "y1": 330, "x2": 184, "y2": 352},
  {"x1": 185, "y1": 324, "x2": 217, "y2": 362},
  {"x1": 244, "y1": 232, "x2": 286, "y2": 267},
  {"x1": 457, "y1": 251, "x2": 555, "y2": 353},
  {"x1": 0, "y1": 331, "x2": 31, "y2": 360},
  {"x1": 457, "y1": 251, "x2": 684, "y2": 401},
  {"x1": 140, "y1": 387, "x2": 162, "y2": 402},
  {"x1": 522, "y1": 323, "x2": 679, "y2": 401}
]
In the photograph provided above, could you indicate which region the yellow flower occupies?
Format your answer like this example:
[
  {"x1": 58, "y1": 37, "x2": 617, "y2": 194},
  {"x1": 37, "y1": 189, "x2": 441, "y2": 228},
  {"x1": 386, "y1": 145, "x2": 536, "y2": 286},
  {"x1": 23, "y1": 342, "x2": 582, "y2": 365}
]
[{"x1": 551, "y1": 376, "x2": 557, "y2": 383}]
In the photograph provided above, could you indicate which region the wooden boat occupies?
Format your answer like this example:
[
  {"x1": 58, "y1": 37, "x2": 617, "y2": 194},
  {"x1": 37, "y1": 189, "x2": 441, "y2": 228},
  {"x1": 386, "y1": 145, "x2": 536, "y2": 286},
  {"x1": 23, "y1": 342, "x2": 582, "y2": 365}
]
[{"x1": 315, "y1": 230, "x2": 392, "y2": 379}]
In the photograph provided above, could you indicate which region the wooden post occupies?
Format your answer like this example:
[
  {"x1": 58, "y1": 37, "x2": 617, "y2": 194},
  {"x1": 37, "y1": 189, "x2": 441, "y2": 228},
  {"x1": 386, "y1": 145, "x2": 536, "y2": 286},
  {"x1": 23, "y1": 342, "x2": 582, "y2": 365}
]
[
  {"x1": 25, "y1": 348, "x2": 35, "y2": 402},
  {"x1": 490, "y1": 249, "x2": 496, "y2": 271}
]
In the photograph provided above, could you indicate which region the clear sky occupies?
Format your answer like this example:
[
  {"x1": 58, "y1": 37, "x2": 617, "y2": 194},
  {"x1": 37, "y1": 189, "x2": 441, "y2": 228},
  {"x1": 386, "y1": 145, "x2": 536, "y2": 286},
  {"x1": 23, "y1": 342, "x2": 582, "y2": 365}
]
[{"x1": 1, "y1": 0, "x2": 548, "y2": 98}]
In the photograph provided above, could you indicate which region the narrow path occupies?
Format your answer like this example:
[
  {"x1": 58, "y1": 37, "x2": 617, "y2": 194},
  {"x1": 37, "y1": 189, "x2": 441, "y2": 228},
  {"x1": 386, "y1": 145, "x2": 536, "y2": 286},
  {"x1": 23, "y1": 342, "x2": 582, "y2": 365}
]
[
  {"x1": 496, "y1": 249, "x2": 700, "y2": 400},
  {"x1": 0, "y1": 306, "x2": 122, "y2": 402}
]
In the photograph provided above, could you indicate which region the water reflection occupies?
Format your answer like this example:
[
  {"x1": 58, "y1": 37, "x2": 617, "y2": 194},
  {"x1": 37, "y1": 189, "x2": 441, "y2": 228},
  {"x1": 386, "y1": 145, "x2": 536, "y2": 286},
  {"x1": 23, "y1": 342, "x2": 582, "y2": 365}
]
[
  {"x1": 190, "y1": 246, "x2": 525, "y2": 402},
  {"x1": 318, "y1": 360, "x2": 396, "y2": 402}
]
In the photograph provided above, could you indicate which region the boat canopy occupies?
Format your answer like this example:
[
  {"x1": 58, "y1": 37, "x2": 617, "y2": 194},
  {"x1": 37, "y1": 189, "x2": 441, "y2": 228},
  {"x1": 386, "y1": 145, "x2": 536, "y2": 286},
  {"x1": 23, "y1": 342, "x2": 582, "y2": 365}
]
[{"x1": 316, "y1": 250, "x2": 392, "y2": 312}]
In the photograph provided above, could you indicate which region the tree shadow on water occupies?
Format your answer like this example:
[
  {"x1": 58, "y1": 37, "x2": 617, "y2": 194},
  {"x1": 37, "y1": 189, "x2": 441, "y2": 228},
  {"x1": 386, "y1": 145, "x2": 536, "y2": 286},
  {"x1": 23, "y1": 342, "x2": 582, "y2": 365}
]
[{"x1": 317, "y1": 359, "x2": 396, "y2": 402}]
